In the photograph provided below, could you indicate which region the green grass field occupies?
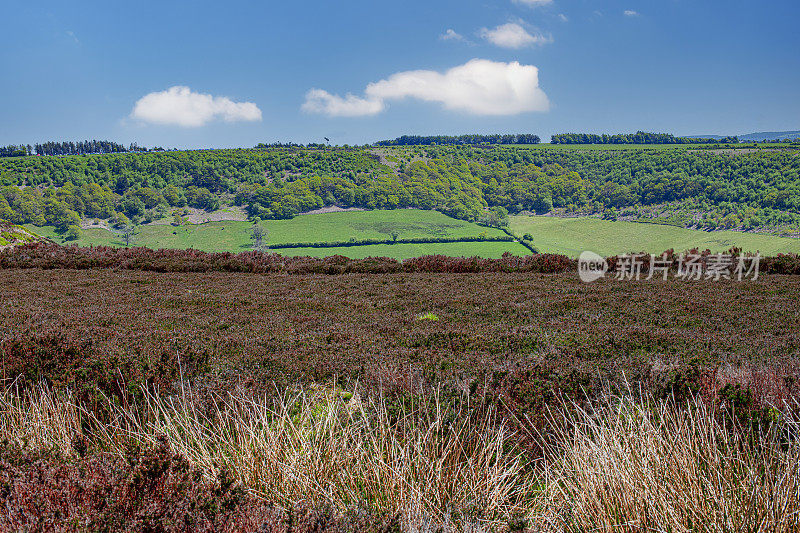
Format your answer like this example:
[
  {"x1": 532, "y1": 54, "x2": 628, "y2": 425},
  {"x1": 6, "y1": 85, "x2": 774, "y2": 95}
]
[
  {"x1": 273, "y1": 241, "x2": 529, "y2": 259},
  {"x1": 260, "y1": 209, "x2": 507, "y2": 243},
  {"x1": 30, "y1": 209, "x2": 800, "y2": 259},
  {"x1": 509, "y1": 215, "x2": 800, "y2": 256},
  {"x1": 27, "y1": 221, "x2": 255, "y2": 251},
  {"x1": 25, "y1": 209, "x2": 521, "y2": 258}
]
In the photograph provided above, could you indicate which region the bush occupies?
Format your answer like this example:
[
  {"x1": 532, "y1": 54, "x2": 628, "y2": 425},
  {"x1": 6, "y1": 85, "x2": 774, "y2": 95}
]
[
  {"x1": 113, "y1": 212, "x2": 130, "y2": 228},
  {"x1": 64, "y1": 225, "x2": 82, "y2": 241}
]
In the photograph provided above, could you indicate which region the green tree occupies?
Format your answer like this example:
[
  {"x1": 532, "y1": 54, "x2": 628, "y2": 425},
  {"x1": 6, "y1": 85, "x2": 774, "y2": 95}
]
[
  {"x1": 0, "y1": 195, "x2": 14, "y2": 221},
  {"x1": 250, "y1": 225, "x2": 268, "y2": 251},
  {"x1": 121, "y1": 224, "x2": 136, "y2": 246},
  {"x1": 163, "y1": 185, "x2": 187, "y2": 207},
  {"x1": 64, "y1": 225, "x2": 82, "y2": 241},
  {"x1": 120, "y1": 195, "x2": 146, "y2": 218},
  {"x1": 483, "y1": 206, "x2": 509, "y2": 228}
]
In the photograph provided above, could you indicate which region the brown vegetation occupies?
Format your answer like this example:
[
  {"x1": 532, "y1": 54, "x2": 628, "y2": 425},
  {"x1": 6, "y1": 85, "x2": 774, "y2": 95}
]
[
  {"x1": 1, "y1": 264, "x2": 799, "y2": 530},
  {"x1": 1, "y1": 385, "x2": 798, "y2": 532},
  {"x1": 2, "y1": 267, "x2": 798, "y2": 416}
]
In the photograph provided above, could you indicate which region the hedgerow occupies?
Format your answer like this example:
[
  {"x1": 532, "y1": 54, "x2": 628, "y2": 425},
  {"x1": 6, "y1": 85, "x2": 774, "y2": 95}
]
[
  {"x1": 0, "y1": 243, "x2": 574, "y2": 274},
  {"x1": 4, "y1": 242, "x2": 800, "y2": 275},
  {"x1": 270, "y1": 234, "x2": 514, "y2": 249}
]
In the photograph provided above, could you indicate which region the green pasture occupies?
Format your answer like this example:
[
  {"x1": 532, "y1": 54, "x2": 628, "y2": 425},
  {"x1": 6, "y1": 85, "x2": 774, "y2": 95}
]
[
  {"x1": 25, "y1": 209, "x2": 518, "y2": 257},
  {"x1": 259, "y1": 209, "x2": 507, "y2": 244},
  {"x1": 271, "y1": 240, "x2": 530, "y2": 259},
  {"x1": 509, "y1": 215, "x2": 800, "y2": 257}
]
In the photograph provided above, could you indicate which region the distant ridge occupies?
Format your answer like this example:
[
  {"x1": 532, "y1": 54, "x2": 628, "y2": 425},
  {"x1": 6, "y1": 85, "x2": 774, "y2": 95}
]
[
  {"x1": 688, "y1": 130, "x2": 800, "y2": 142},
  {"x1": 739, "y1": 130, "x2": 800, "y2": 141}
]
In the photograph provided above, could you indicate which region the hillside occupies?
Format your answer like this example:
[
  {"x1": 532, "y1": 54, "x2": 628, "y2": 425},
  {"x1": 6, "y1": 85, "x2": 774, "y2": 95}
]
[
  {"x1": 740, "y1": 130, "x2": 800, "y2": 141},
  {"x1": 688, "y1": 130, "x2": 800, "y2": 141},
  {"x1": 509, "y1": 215, "x2": 800, "y2": 256},
  {"x1": 0, "y1": 220, "x2": 42, "y2": 248},
  {"x1": 2, "y1": 143, "x2": 800, "y2": 249}
]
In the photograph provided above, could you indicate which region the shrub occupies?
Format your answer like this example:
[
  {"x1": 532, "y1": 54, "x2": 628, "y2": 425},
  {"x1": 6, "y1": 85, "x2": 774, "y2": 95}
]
[
  {"x1": 64, "y1": 224, "x2": 81, "y2": 241},
  {"x1": 0, "y1": 243, "x2": 575, "y2": 274}
]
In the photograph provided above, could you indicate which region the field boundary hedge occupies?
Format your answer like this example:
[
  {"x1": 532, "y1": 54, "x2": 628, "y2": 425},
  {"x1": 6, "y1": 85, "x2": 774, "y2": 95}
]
[
  {"x1": 268, "y1": 235, "x2": 514, "y2": 249},
  {"x1": 2, "y1": 243, "x2": 799, "y2": 275},
  {"x1": 0, "y1": 243, "x2": 572, "y2": 274},
  {"x1": 499, "y1": 228, "x2": 538, "y2": 254}
]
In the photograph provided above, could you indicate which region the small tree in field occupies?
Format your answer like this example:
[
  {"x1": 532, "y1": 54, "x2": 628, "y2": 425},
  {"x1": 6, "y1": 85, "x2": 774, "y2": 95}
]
[
  {"x1": 121, "y1": 225, "x2": 136, "y2": 247},
  {"x1": 251, "y1": 225, "x2": 268, "y2": 251}
]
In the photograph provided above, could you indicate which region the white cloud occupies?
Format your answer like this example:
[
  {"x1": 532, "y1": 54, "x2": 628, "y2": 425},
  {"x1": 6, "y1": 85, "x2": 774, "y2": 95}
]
[
  {"x1": 440, "y1": 29, "x2": 465, "y2": 42},
  {"x1": 558, "y1": 13, "x2": 569, "y2": 22},
  {"x1": 301, "y1": 89, "x2": 385, "y2": 117},
  {"x1": 623, "y1": 10, "x2": 639, "y2": 17},
  {"x1": 66, "y1": 31, "x2": 79, "y2": 44},
  {"x1": 303, "y1": 59, "x2": 549, "y2": 117},
  {"x1": 479, "y1": 22, "x2": 552, "y2": 49},
  {"x1": 130, "y1": 86, "x2": 262, "y2": 127},
  {"x1": 513, "y1": 0, "x2": 553, "y2": 6}
]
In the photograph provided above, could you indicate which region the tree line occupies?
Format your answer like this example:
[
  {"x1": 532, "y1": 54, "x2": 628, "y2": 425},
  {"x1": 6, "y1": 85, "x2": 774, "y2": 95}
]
[
  {"x1": 550, "y1": 131, "x2": 739, "y2": 145},
  {"x1": 0, "y1": 145, "x2": 32, "y2": 158},
  {"x1": 375, "y1": 134, "x2": 540, "y2": 146},
  {"x1": 0, "y1": 140, "x2": 169, "y2": 158}
]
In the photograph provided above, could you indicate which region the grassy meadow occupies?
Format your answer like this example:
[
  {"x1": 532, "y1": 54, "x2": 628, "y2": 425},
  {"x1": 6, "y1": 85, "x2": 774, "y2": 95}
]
[
  {"x1": 28, "y1": 221, "x2": 255, "y2": 251},
  {"x1": 26, "y1": 208, "x2": 800, "y2": 259},
  {"x1": 259, "y1": 209, "x2": 508, "y2": 243},
  {"x1": 274, "y1": 240, "x2": 529, "y2": 259},
  {"x1": 510, "y1": 215, "x2": 800, "y2": 256},
  {"x1": 26, "y1": 209, "x2": 521, "y2": 258}
]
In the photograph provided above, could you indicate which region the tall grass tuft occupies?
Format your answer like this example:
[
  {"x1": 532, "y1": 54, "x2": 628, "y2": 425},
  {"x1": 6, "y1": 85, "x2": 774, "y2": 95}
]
[
  {"x1": 533, "y1": 394, "x2": 800, "y2": 532},
  {"x1": 0, "y1": 384, "x2": 83, "y2": 455},
  {"x1": 2, "y1": 385, "x2": 532, "y2": 531},
  {"x1": 1, "y1": 384, "x2": 798, "y2": 531},
  {"x1": 120, "y1": 387, "x2": 534, "y2": 531}
]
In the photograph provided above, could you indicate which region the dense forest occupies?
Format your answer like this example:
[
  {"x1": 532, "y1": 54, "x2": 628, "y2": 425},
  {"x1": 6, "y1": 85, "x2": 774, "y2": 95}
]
[
  {"x1": 0, "y1": 144, "x2": 798, "y2": 235},
  {"x1": 375, "y1": 134, "x2": 540, "y2": 146},
  {"x1": 550, "y1": 131, "x2": 739, "y2": 144}
]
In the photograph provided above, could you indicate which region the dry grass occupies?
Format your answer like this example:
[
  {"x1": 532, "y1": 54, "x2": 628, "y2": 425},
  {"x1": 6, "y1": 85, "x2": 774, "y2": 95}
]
[
  {"x1": 1, "y1": 384, "x2": 798, "y2": 532},
  {"x1": 534, "y1": 395, "x2": 800, "y2": 532},
  {"x1": 0, "y1": 384, "x2": 83, "y2": 454},
  {"x1": 1, "y1": 384, "x2": 533, "y2": 531}
]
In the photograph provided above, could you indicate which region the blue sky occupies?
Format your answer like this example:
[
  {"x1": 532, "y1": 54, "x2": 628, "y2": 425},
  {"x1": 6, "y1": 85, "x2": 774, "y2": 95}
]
[{"x1": 1, "y1": 0, "x2": 798, "y2": 148}]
